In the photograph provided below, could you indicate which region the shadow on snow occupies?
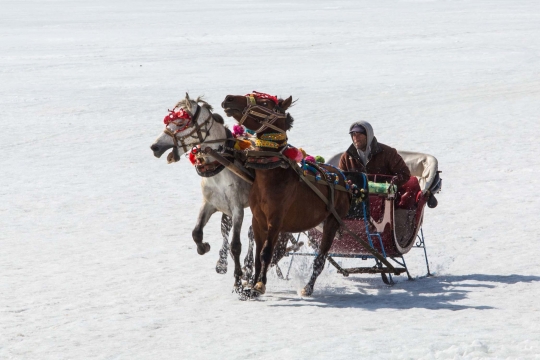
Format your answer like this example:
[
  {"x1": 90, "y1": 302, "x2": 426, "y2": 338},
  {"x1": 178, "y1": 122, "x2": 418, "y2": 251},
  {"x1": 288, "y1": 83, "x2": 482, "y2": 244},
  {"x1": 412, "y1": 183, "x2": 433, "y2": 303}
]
[{"x1": 267, "y1": 274, "x2": 540, "y2": 311}]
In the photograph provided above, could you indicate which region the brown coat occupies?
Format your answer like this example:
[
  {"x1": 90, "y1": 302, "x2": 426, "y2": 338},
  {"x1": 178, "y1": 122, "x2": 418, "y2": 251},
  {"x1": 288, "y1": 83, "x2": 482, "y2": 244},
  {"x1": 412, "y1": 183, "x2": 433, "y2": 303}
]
[{"x1": 338, "y1": 137, "x2": 411, "y2": 187}]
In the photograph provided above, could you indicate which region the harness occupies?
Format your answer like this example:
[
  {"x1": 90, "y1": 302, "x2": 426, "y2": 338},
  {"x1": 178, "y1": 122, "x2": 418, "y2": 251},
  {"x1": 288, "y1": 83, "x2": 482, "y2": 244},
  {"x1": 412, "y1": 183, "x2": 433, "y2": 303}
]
[
  {"x1": 238, "y1": 93, "x2": 289, "y2": 134},
  {"x1": 192, "y1": 128, "x2": 237, "y2": 178},
  {"x1": 235, "y1": 148, "x2": 400, "y2": 274},
  {"x1": 244, "y1": 150, "x2": 292, "y2": 170},
  {"x1": 254, "y1": 132, "x2": 288, "y2": 149}
]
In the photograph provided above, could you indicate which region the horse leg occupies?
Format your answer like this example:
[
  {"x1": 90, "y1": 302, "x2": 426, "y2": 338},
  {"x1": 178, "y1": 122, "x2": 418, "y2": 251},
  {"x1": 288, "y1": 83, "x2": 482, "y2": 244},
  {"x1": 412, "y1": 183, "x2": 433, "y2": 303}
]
[
  {"x1": 269, "y1": 232, "x2": 292, "y2": 280},
  {"x1": 229, "y1": 207, "x2": 245, "y2": 291},
  {"x1": 250, "y1": 217, "x2": 266, "y2": 294},
  {"x1": 216, "y1": 213, "x2": 232, "y2": 274},
  {"x1": 192, "y1": 202, "x2": 217, "y2": 255},
  {"x1": 242, "y1": 226, "x2": 255, "y2": 283},
  {"x1": 270, "y1": 232, "x2": 293, "y2": 268},
  {"x1": 301, "y1": 216, "x2": 341, "y2": 296},
  {"x1": 253, "y1": 223, "x2": 281, "y2": 295}
]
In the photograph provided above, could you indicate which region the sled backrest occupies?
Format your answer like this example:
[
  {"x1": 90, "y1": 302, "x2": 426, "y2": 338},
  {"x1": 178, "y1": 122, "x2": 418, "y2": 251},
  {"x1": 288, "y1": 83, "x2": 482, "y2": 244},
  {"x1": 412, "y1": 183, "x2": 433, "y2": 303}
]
[{"x1": 397, "y1": 151, "x2": 438, "y2": 194}]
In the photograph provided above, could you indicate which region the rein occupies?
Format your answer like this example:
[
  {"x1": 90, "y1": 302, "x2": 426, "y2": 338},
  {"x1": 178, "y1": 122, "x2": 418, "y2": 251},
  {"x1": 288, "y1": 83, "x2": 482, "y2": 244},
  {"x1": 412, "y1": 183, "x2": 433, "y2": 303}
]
[{"x1": 238, "y1": 94, "x2": 288, "y2": 134}]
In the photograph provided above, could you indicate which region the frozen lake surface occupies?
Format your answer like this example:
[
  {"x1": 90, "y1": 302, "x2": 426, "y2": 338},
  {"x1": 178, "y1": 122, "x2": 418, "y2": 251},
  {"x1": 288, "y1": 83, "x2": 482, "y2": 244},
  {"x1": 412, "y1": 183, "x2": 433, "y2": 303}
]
[{"x1": 1, "y1": 0, "x2": 540, "y2": 358}]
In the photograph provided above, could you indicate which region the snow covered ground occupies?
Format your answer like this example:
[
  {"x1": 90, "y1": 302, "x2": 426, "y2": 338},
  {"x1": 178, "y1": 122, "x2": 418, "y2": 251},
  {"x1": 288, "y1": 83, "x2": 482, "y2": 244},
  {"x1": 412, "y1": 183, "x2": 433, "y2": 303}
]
[{"x1": 2, "y1": 0, "x2": 540, "y2": 358}]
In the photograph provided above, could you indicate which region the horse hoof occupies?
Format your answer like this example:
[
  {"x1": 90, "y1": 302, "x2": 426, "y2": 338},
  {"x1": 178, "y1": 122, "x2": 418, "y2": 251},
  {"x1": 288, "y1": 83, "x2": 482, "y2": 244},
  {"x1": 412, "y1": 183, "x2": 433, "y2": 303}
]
[
  {"x1": 300, "y1": 287, "x2": 313, "y2": 297},
  {"x1": 253, "y1": 282, "x2": 266, "y2": 295},
  {"x1": 216, "y1": 260, "x2": 228, "y2": 274},
  {"x1": 238, "y1": 288, "x2": 259, "y2": 301},
  {"x1": 197, "y1": 242, "x2": 211, "y2": 255},
  {"x1": 233, "y1": 280, "x2": 244, "y2": 294}
]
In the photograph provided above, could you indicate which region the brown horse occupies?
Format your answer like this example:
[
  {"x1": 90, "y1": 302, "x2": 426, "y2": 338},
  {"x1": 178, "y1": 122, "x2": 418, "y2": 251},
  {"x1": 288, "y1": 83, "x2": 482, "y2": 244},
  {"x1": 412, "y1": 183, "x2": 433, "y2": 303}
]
[{"x1": 221, "y1": 92, "x2": 351, "y2": 297}]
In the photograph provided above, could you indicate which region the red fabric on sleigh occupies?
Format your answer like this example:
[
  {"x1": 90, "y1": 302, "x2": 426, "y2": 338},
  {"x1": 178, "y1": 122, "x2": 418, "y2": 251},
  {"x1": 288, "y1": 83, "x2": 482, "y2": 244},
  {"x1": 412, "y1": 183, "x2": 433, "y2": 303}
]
[{"x1": 396, "y1": 176, "x2": 422, "y2": 210}]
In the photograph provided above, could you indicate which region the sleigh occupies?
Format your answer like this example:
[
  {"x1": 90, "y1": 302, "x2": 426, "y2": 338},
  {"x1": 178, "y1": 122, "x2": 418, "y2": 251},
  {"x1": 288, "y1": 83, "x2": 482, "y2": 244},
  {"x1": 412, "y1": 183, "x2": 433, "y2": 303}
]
[
  {"x1": 156, "y1": 92, "x2": 441, "y2": 297},
  {"x1": 284, "y1": 151, "x2": 442, "y2": 284}
]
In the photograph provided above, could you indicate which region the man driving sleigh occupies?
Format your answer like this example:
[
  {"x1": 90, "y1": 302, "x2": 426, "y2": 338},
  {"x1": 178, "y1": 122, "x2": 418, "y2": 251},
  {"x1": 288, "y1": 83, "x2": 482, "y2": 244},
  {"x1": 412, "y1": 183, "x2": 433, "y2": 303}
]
[
  {"x1": 339, "y1": 120, "x2": 421, "y2": 243},
  {"x1": 338, "y1": 120, "x2": 410, "y2": 187}
]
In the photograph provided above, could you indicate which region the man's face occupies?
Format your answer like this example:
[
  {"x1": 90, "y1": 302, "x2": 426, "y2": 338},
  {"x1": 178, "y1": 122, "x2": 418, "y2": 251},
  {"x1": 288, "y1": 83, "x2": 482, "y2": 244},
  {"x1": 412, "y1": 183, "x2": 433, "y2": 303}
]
[{"x1": 351, "y1": 131, "x2": 367, "y2": 151}]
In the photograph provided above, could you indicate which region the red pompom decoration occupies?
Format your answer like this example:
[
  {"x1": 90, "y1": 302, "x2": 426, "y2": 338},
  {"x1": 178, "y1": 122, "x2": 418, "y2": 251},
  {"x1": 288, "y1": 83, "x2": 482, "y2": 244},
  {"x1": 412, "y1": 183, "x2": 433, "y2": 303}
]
[
  {"x1": 188, "y1": 151, "x2": 196, "y2": 165},
  {"x1": 163, "y1": 113, "x2": 175, "y2": 124},
  {"x1": 163, "y1": 108, "x2": 192, "y2": 125},
  {"x1": 283, "y1": 147, "x2": 303, "y2": 162}
]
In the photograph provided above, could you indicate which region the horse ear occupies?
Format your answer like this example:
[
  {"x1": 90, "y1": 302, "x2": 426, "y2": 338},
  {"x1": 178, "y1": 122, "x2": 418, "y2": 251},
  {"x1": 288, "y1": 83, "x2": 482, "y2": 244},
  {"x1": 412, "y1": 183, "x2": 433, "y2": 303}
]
[
  {"x1": 281, "y1": 96, "x2": 293, "y2": 111},
  {"x1": 184, "y1": 92, "x2": 192, "y2": 111}
]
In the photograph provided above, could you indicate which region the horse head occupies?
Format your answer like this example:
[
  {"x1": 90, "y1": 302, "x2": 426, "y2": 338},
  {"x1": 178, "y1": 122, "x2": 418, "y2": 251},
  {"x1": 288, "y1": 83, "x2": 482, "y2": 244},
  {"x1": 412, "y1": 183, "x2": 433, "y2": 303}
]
[
  {"x1": 150, "y1": 93, "x2": 223, "y2": 162},
  {"x1": 221, "y1": 92, "x2": 294, "y2": 135}
]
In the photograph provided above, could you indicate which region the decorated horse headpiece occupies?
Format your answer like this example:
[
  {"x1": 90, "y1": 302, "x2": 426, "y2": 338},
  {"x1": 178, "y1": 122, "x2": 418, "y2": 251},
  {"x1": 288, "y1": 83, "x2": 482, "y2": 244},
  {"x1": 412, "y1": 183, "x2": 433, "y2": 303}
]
[
  {"x1": 245, "y1": 91, "x2": 279, "y2": 106},
  {"x1": 161, "y1": 100, "x2": 215, "y2": 163},
  {"x1": 239, "y1": 91, "x2": 288, "y2": 134},
  {"x1": 163, "y1": 108, "x2": 192, "y2": 133}
]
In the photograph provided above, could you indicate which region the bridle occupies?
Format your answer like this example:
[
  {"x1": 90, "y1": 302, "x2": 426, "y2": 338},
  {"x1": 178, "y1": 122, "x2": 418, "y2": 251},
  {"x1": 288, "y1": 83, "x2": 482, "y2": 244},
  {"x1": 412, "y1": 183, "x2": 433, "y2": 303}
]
[
  {"x1": 162, "y1": 102, "x2": 235, "y2": 167},
  {"x1": 163, "y1": 103, "x2": 215, "y2": 154},
  {"x1": 162, "y1": 102, "x2": 227, "y2": 164},
  {"x1": 238, "y1": 93, "x2": 288, "y2": 134}
]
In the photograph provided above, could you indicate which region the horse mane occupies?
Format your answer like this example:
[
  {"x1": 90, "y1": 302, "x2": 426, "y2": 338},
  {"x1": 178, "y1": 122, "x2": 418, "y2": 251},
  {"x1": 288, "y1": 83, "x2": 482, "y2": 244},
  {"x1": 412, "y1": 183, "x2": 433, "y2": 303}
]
[
  {"x1": 212, "y1": 113, "x2": 224, "y2": 124},
  {"x1": 174, "y1": 93, "x2": 213, "y2": 113},
  {"x1": 174, "y1": 93, "x2": 225, "y2": 124},
  {"x1": 284, "y1": 113, "x2": 294, "y2": 130}
]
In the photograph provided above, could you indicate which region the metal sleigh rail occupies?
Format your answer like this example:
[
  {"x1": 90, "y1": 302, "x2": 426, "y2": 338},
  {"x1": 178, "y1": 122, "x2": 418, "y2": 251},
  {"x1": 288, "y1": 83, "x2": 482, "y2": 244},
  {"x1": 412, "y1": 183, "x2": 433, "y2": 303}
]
[{"x1": 283, "y1": 227, "x2": 432, "y2": 285}]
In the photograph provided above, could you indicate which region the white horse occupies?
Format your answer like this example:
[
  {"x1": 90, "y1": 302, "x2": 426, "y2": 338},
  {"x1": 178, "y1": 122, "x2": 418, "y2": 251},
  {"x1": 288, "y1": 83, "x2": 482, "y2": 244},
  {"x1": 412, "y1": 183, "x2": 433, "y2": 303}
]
[{"x1": 150, "y1": 94, "x2": 251, "y2": 289}]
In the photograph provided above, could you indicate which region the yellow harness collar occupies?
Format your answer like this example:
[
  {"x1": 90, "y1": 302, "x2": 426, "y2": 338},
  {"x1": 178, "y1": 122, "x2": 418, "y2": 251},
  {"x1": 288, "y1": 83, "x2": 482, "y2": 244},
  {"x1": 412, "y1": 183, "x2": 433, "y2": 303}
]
[{"x1": 255, "y1": 133, "x2": 288, "y2": 149}]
